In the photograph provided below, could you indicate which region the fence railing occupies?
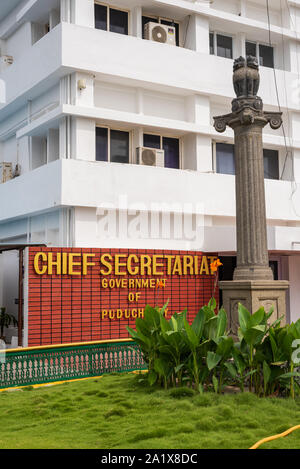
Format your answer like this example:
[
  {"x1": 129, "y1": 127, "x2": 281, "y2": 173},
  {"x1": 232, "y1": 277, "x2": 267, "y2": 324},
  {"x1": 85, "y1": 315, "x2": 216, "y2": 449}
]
[{"x1": 0, "y1": 339, "x2": 146, "y2": 389}]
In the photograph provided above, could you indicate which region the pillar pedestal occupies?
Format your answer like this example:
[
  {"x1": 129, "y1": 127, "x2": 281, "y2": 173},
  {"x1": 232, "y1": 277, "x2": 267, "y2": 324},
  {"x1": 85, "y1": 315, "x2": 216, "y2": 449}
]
[{"x1": 220, "y1": 280, "x2": 289, "y2": 334}]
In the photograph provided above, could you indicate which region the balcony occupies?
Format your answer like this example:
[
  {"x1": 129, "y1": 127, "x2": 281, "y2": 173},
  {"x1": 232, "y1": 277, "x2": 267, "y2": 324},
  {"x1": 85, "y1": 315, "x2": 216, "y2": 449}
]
[
  {"x1": 0, "y1": 22, "x2": 299, "y2": 116},
  {"x1": 0, "y1": 158, "x2": 299, "y2": 228}
]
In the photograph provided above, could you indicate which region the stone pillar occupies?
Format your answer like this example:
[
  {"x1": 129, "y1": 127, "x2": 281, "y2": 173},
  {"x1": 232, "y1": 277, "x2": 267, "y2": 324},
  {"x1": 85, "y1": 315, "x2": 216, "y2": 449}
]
[
  {"x1": 214, "y1": 56, "x2": 289, "y2": 331},
  {"x1": 233, "y1": 117, "x2": 273, "y2": 281}
]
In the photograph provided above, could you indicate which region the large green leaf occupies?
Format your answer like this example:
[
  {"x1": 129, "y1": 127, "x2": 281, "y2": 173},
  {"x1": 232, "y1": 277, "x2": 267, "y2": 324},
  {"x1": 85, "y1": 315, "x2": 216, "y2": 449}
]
[
  {"x1": 224, "y1": 362, "x2": 237, "y2": 378},
  {"x1": 216, "y1": 336, "x2": 234, "y2": 359},
  {"x1": 144, "y1": 305, "x2": 161, "y2": 328},
  {"x1": 263, "y1": 361, "x2": 271, "y2": 386},
  {"x1": 249, "y1": 307, "x2": 265, "y2": 328},
  {"x1": 183, "y1": 318, "x2": 199, "y2": 349},
  {"x1": 207, "y1": 351, "x2": 222, "y2": 371},
  {"x1": 160, "y1": 315, "x2": 172, "y2": 334},
  {"x1": 204, "y1": 315, "x2": 218, "y2": 340},
  {"x1": 135, "y1": 318, "x2": 151, "y2": 337},
  {"x1": 216, "y1": 308, "x2": 227, "y2": 338},
  {"x1": 191, "y1": 308, "x2": 206, "y2": 338},
  {"x1": 243, "y1": 325, "x2": 266, "y2": 347},
  {"x1": 238, "y1": 303, "x2": 251, "y2": 334}
]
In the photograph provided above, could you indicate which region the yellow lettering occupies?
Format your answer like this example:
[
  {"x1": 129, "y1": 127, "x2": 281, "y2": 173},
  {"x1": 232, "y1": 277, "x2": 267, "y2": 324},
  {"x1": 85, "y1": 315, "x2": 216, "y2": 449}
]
[
  {"x1": 172, "y1": 256, "x2": 182, "y2": 275},
  {"x1": 127, "y1": 254, "x2": 139, "y2": 275},
  {"x1": 200, "y1": 256, "x2": 209, "y2": 275},
  {"x1": 115, "y1": 254, "x2": 127, "y2": 276},
  {"x1": 100, "y1": 254, "x2": 112, "y2": 276},
  {"x1": 48, "y1": 252, "x2": 61, "y2": 275},
  {"x1": 34, "y1": 252, "x2": 47, "y2": 275},
  {"x1": 153, "y1": 255, "x2": 164, "y2": 276},
  {"x1": 183, "y1": 255, "x2": 194, "y2": 275},
  {"x1": 82, "y1": 253, "x2": 95, "y2": 275},
  {"x1": 165, "y1": 255, "x2": 175, "y2": 275},
  {"x1": 68, "y1": 253, "x2": 81, "y2": 275},
  {"x1": 140, "y1": 255, "x2": 151, "y2": 275}
]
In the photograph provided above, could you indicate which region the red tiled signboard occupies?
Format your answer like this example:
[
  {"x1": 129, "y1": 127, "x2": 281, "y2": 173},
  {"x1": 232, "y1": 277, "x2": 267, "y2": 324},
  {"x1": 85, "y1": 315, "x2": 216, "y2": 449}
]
[{"x1": 27, "y1": 247, "x2": 218, "y2": 346}]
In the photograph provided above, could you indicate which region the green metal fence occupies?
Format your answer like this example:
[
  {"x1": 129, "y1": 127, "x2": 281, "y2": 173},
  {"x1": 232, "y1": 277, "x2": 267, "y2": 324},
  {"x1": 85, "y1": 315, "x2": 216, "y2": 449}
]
[{"x1": 0, "y1": 339, "x2": 146, "y2": 389}]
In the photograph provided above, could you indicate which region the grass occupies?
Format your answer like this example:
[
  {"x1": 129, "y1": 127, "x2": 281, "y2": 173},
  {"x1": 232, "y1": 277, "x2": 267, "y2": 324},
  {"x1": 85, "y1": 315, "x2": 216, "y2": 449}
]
[{"x1": 0, "y1": 373, "x2": 300, "y2": 449}]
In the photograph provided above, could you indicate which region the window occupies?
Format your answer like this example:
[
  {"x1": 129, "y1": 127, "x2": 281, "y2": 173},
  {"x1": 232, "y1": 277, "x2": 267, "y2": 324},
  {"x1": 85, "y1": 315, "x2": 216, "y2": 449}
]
[
  {"x1": 95, "y1": 3, "x2": 128, "y2": 35},
  {"x1": 210, "y1": 32, "x2": 233, "y2": 59},
  {"x1": 96, "y1": 127, "x2": 130, "y2": 164},
  {"x1": 215, "y1": 143, "x2": 279, "y2": 180},
  {"x1": 263, "y1": 149, "x2": 279, "y2": 180},
  {"x1": 259, "y1": 44, "x2": 274, "y2": 68},
  {"x1": 142, "y1": 15, "x2": 180, "y2": 46},
  {"x1": 216, "y1": 143, "x2": 235, "y2": 175},
  {"x1": 143, "y1": 134, "x2": 180, "y2": 169},
  {"x1": 246, "y1": 41, "x2": 274, "y2": 69}
]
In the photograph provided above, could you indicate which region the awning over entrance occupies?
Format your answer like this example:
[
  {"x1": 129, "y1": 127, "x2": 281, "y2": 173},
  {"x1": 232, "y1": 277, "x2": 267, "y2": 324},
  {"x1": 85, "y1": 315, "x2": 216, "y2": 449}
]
[{"x1": 0, "y1": 244, "x2": 46, "y2": 253}]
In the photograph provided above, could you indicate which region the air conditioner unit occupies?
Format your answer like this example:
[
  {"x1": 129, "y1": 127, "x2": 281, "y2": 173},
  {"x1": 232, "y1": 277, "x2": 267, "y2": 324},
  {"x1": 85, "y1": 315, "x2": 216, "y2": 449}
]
[
  {"x1": 0, "y1": 163, "x2": 13, "y2": 183},
  {"x1": 1, "y1": 55, "x2": 13, "y2": 65},
  {"x1": 144, "y1": 22, "x2": 176, "y2": 46},
  {"x1": 137, "y1": 147, "x2": 165, "y2": 167}
]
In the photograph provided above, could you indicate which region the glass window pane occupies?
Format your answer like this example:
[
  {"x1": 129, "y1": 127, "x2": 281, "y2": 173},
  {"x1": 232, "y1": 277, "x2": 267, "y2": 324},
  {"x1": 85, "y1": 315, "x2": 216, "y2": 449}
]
[
  {"x1": 246, "y1": 41, "x2": 256, "y2": 58},
  {"x1": 110, "y1": 130, "x2": 129, "y2": 163},
  {"x1": 163, "y1": 137, "x2": 180, "y2": 169},
  {"x1": 259, "y1": 44, "x2": 274, "y2": 68},
  {"x1": 143, "y1": 134, "x2": 161, "y2": 149},
  {"x1": 160, "y1": 20, "x2": 179, "y2": 46},
  {"x1": 209, "y1": 32, "x2": 214, "y2": 55},
  {"x1": 110, "y1": 8, "x2": 128, "y2": 35},
  {"x1": 95, "y1": 4, "x2": 107, "y2": 31},
  {"x1": 263, "y1": 149, "x2": 279, "y2": 179},
  {"x1": 142, "y1": 16, "x2": 158, "y2": 39},
  {"x1": 217, "y1": 34, "x2": 232, "y2": 59},
  {"x1": 216, "y1": 143, "x2": 235, "y2": 175},
  {"x1": 96, "y1": 127, "x2": 108, "y2": 161}
]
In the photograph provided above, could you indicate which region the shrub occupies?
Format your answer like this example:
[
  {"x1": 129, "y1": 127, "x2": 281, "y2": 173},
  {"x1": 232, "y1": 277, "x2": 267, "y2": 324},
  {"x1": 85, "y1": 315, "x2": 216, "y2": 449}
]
[{"x1": 127, "y1": 300, "x2": 300, "y2": 398}]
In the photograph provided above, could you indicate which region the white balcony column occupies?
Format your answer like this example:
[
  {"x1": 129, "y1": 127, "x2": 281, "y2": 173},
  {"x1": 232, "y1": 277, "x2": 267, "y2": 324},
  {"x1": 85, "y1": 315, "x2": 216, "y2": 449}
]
[
  {"x1": 71, "y1": 0, "x2": 95, "y2": 28},
  {"x1": 184, "y1": 94, "x2": 211, "y2": 172},
  {"x1": 47, "y1": 129, "x2": 59, "y2": 163},
  {"x1": 131, "y1": 6, "x2": 142, "y2": 38},
  {"x1": 59, "y1": 116, "x2": 71, "y2": 159},
  {"x1": 61, "y1": 0, "x2": 71, "y2": 23},
  {"x1": 132, "y1": 127, "x2": 143, "y2": 164},
  {"x1": 71, "y1": 117, "x2": 96, "y2": 161},
  {"x1": 186, "y1": 94, "x2": 210, "y2": 126},
  {"x1": 234, "y1": 33, "x2": 245, "y2": 58},
  {"x1": 183, "y1": 14, "x2": 209, "y2": 53},
  {"x1": 239, "y1": 0, "x2": 246, "y2": 17}
]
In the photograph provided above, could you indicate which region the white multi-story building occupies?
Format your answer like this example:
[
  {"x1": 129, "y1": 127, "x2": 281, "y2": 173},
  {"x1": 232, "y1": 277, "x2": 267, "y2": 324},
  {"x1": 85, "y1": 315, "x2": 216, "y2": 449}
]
[{"x1": 1, "y1": 0, "x2": 300, "y2": 326}]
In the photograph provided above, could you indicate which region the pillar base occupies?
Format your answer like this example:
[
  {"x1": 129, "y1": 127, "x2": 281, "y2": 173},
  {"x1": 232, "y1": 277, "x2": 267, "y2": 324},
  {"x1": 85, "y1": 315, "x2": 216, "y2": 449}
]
[
  {"x1": 233, "y1": 265, "x2": 274, "y2": 281},
  {"x1": 220, "y1": 280, "x2": 289, "y2": 334}
]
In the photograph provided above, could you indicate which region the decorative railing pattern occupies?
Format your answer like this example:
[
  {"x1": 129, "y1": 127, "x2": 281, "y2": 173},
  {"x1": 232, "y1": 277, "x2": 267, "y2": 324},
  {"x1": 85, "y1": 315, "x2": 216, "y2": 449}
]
[{"x1": 0, "y1": 339, "x2": 146, "y2": 389}]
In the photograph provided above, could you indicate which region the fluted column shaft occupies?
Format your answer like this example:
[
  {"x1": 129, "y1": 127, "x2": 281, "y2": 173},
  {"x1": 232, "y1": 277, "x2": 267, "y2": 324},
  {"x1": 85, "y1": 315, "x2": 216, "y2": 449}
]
[{"x1": 232, "y1": 120, "x2": 273, "y2": 281}]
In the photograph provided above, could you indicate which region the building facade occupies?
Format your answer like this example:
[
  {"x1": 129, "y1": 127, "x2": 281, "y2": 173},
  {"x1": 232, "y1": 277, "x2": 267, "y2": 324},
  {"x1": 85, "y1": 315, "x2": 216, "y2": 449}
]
[{"x1": 0, "y1": 0, "x2": 300, "y2": 343}]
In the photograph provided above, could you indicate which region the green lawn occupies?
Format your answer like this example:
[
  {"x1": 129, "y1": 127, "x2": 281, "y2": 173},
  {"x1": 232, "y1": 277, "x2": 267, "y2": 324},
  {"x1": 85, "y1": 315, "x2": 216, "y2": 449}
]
[{"x1": 0, "y1": 373, "x2": 300, "y2": 449}]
